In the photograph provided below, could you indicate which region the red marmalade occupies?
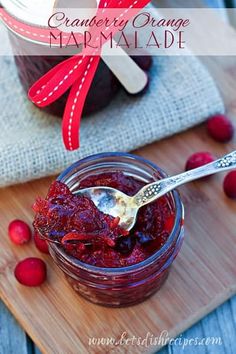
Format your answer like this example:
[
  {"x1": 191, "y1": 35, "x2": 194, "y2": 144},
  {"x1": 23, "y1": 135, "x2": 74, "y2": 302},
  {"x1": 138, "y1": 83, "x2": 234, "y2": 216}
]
[{"x1": 33, "y1": 172, "x2": 175, "y2": 268}]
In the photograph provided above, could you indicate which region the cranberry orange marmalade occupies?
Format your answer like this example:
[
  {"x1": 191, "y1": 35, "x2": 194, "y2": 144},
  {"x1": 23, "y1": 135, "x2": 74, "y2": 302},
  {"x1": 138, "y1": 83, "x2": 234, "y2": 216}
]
[{"x1": 33, "y1": 172, "x2": 175, "y2": 268}]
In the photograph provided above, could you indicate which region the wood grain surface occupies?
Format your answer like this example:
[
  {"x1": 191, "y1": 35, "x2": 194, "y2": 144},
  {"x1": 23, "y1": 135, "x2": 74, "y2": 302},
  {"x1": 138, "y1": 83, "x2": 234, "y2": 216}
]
[
  {"x1": 1, "y1": 1, "x2": 236, "y2": 351},
  {"x1": 0, "y1": 53, "x2": 236, "y2": 352}
]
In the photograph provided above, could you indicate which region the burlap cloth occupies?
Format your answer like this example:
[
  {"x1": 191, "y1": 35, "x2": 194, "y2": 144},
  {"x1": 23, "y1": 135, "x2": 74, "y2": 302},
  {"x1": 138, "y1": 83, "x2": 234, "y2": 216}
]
[{"x1": 0, "y1": 53, "x2": 224, "y2": 188}]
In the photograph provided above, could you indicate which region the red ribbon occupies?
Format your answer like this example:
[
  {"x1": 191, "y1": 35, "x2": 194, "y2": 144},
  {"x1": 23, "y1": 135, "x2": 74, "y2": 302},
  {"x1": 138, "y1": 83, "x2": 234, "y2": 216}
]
[{"x1": 1, "y1": 0, "x2": 151, "y2": 150}]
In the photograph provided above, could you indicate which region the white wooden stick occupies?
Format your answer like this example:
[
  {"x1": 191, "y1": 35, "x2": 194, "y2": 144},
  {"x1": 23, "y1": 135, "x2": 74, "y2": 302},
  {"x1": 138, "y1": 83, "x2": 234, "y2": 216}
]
[
  {"x1": 102, "y1": 40, "x2": 148, "y2": 94},
  {"x1": 55, "y1": 0, "x2": 148, "y2": 94}
]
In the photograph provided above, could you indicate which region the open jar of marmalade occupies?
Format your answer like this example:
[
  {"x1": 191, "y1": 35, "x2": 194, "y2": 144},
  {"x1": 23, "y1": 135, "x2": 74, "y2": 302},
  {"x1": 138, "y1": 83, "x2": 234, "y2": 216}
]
[{"x1": 34, "y1": 153, "x2": 184, "y2": 307}]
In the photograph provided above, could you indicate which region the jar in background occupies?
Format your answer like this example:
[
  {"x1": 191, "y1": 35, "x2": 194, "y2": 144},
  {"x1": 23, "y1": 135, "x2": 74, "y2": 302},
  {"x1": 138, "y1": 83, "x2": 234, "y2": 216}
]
[
  {"x1": 2, "y1": 1, "x2": 152, "y2": 118},
  {"x1": 7, "y1": 29, "x2": 121, "y2": 117}
]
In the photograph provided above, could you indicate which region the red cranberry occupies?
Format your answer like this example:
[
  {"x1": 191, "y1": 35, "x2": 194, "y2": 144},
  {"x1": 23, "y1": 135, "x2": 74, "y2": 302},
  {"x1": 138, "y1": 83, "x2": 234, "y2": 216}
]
[
  {"x1": 135, "y1": 232, "x2": 154, "y2": 245},
  {"x1": 8, "y1": 220, "x2": 32, "y2": 245},
  {"x1": 14, "y1": 258, "x2": 47, "y2": 287},
  {"x1": 185, "y1": 152, "x2": 215, "y2": 171},
  {"x1": 34, "y1": 232, "x2": 49, "y2": 254},
  {"x1": 115, "y1": 236, "x2": 135, "y2": 254},
  {"x1": 223, "y1": 170, "x2": 236, "y2": 199},
  {"x1": 207, "y1": 114, "x2": 234, "y2": 143}
]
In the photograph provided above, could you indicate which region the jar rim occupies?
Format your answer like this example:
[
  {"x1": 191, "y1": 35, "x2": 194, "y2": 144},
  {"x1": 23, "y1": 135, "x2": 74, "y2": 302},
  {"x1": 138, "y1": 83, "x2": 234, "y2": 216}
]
[
  {"x1": 1, "y1": 0, "x2": 56, "y2": 27},
  {"x1": 50, "y1": 152, "x2": 184, "y2": 274}
]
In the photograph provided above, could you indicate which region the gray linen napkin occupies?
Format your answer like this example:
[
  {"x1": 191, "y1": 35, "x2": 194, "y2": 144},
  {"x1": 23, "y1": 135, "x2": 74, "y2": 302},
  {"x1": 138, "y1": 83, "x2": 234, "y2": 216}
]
[{"x1": 0, "y1": 53, "x2": 224, "y2": 188}]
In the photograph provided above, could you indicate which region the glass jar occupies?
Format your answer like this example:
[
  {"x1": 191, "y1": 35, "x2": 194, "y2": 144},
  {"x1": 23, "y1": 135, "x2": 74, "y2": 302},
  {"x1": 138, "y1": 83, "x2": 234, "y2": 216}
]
[
  {"x1": 48, "y1": 152, "x2": 184, "y2": 307},
  {"x1": 2, "y1": 0, "x2": 121, "y2": 117},
  {"x1": 10, "y1": 35, "x2": 120, "y2": 117},
  {"x1": 2, "y1": 1, "x2": 152, "y2": 117}
]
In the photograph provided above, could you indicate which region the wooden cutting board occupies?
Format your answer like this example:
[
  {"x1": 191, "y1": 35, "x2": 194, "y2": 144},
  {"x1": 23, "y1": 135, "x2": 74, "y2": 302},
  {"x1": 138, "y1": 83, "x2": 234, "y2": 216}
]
[{"x1": 0, "y1": 52, "x2": 236, "y2": 354}]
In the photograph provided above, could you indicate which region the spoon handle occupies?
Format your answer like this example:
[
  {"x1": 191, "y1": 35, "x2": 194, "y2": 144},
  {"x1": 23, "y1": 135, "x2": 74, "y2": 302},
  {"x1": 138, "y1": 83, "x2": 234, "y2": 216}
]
[{"x1": 134, "y1": 150, "x2": 236, "y2": 207}]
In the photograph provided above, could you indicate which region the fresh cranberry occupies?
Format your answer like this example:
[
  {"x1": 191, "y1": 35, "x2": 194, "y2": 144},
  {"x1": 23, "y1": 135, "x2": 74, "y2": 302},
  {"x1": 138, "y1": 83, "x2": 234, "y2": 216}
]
[
  {"x1": 185, "y1": 152, "x2": 215, "y2": 171},
  {"x1": 207, "y1": 114, "x2": 234, "y2": 143},
  {"x1": 223, "y1": 171, "x2": 236, "y2": 199},
  {"x1": 34, "y1": 232, "x2": 49, "y2": 254},
  {"x1": 8, "y1": 220, "x2": 32, "y2": 245},
  {"x1": 14, "y1": 258, "x2": 47, "y2": 287},
  {"x1": 115, "y1": 236, "x2": 136, "y2": 254}
]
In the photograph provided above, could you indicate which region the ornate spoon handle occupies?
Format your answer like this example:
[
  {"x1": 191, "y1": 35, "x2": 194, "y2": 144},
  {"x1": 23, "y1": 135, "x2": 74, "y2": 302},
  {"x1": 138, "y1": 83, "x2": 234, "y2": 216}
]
[{"x1": 134, "y1": 151, "x2": 236, "y2": 207}]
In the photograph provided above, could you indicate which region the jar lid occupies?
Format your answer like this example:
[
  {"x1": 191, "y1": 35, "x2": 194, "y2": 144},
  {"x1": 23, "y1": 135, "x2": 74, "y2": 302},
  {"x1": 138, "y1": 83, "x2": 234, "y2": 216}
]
[
  {"x1": 1, "y1": 0, "x2": 98, "y2": 27},
  {"x1": 1, "y1": 0, "x2": 56, "y2": 26}
]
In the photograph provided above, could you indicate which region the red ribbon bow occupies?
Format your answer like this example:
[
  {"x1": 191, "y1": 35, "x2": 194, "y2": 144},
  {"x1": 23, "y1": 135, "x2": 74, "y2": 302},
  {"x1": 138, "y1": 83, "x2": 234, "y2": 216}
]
[{"x1": 1, "y1": 0, "x2": 151, "y2": 150}]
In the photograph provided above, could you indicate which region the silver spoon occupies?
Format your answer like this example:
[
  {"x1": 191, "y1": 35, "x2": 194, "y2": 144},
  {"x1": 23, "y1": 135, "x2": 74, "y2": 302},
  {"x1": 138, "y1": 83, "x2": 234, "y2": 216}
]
[{"x1": 74, "y1": 150, "x2": 236, "y2": 231}]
